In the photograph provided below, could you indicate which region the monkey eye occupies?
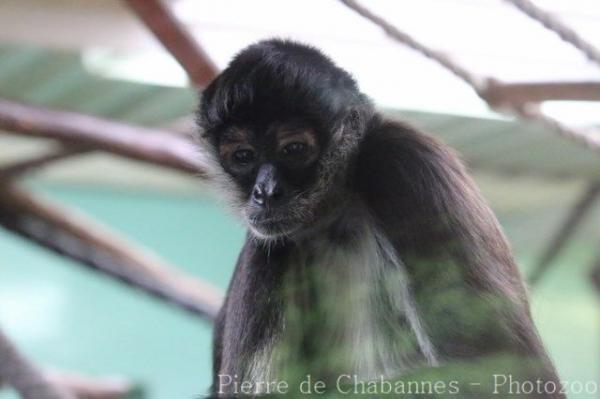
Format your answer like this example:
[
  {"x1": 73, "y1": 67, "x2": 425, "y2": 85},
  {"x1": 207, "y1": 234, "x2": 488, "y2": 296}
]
[
  {"x1": 282, "y1": 142, "x2": 307, "y2": 156},
  {"x1": 232, "y1": 149, "x2": 255, "y2": 165}
]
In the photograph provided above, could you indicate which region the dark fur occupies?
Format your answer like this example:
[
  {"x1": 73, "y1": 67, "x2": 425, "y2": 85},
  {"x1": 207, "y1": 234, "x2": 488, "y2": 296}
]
[{"x1": 198, "y1": 39, "x2": 563, "y2": 398}]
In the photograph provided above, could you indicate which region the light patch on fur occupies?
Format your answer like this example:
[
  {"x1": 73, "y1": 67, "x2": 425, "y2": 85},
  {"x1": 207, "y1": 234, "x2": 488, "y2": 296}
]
[
  {"x1": 194, "y1": 128, "x2": 247, "y2": 219},
  {"x1": 244, "y1": 342, "x2": 276, "y2": 388},
  {"x1": 243, "y1": 214, "x2": 438, "y2": 391},
  {"x1": 373, "y1": 228, "x2": 439, "y2": 366}
]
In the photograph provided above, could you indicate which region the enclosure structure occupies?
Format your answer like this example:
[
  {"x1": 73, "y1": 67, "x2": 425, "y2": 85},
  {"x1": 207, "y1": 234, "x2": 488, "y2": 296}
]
[{"x1": 0, "y1": 1, "x2": 598, "y2": 398}]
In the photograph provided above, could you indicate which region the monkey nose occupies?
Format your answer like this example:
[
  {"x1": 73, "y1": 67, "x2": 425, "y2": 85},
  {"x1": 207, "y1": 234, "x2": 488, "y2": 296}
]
[
  {"x1": 252, "y1": 183, "x2": 283, "y2": 207},
  {"x1": 252, "y1": 185, "x2": 265, "y2": 206}
]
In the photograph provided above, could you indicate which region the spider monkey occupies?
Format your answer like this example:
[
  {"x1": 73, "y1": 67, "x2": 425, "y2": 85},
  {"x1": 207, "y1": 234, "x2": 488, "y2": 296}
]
[{"x1": 196, "y1": 39, "x2": 563, "y2": 398}]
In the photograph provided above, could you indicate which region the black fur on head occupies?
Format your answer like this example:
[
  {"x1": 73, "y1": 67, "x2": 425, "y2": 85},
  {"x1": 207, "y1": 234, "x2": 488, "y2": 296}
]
[
  {"x1": 197, "y1": 39, "x2": 374, "y2": 241},
  {"x1": 198, "y1": 39, "x2": 370, "y2": 138}
]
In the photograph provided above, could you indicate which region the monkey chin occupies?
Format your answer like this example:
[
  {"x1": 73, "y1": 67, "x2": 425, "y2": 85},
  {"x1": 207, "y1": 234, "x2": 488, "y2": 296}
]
[{"x1": 246, "y1": 220, "x2": 298, "y2": 242}]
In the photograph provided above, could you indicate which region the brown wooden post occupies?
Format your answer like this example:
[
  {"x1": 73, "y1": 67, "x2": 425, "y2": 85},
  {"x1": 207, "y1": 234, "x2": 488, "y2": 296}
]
[{"x1": 124, "y1": 0, "x2": 219, "y2": 88}]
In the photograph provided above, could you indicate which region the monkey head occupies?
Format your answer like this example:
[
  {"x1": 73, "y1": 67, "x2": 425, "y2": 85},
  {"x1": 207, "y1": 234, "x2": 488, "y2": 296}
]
[{"x1": 197, "y1": 39, "x2": 373, "y2": 240}]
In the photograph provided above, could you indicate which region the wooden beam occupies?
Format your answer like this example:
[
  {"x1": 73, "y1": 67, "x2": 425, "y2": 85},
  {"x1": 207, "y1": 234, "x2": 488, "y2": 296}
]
[
  {"x1": 339, "y1": 0, "x2": 600, "y2": 152},
  {"x1": 0, "y1": 327, "x2": 75, "y2": 399},
  {"x1": 0, "y1": 145, "x2": 89, "y2": 178},
  {"x1": 0, "y1": 181, "x2": 223, "y2": 321},
  {"x1": 591, "y1": 252, "x2": 600, "y2": 294},
  {"x1": 124, "y1": 0, "x2": 218, "y2": 88},
  {"x1": 483, "y1": 81, "x2": 600, "y2": 107},
  {"x1": 0, "y1": 98, "x2": 208, "y2": 177},
  {"x1": 44, "y1": 370, "x2": 140, "y2": 399},
  {"x1": 529, "y1": 183, "x2": 600, "y2": 286}
]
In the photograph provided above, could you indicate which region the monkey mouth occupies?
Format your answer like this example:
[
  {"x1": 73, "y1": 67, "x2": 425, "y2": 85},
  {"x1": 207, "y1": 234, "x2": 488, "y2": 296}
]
[{"x1": 246, "y1": 214, "x2": 300, "y2": 240}]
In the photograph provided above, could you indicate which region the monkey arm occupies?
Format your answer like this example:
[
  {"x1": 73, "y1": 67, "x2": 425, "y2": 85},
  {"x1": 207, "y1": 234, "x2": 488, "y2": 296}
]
[
  {"x1": 355, "y1": 117, "x2": 563, "y2": 396},
  {"x1": 210, "y1": 240, "x2": 251, "y2": 396},
  {"x1": 209, "y1": 238, "x2": 253, "y2": 396},
  {"x1": 209, "y1": 236, "x2": 293, "y2": 397}
]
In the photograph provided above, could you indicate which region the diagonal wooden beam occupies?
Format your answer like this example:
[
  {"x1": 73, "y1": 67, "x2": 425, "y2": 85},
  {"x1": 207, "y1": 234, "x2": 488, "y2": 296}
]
[
  {"x1": 0, "y1": 327, "x2": 75, "y2": 399},
  {"x1": 124, "y1": 0, "x2": 218, "y2": 88},
  {"x1": 0, "y1": 98, "x2": 208, "y2": 177},
  {"x1": 44, "y1": 370, "x2": 141, "y2": 399},
  {"x1": 0, "y1": 180, "x2": 223, "y2": 321},
  {"x1": 0, "y1": 145, "x2": 89, "y2": 178},
  {"x1": 591, "y1": 252, "x2": 600, "y2": 294},
  {"x1": 339, "y1": 0, "x2": 600, "y2": 153},
  {"x1": 529, "y1": 183, "x2": 600, "y2": 286}
]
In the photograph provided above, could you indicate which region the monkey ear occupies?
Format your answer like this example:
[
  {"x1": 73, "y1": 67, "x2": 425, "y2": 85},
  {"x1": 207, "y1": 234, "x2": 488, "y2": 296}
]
[
  {"x1": 333, "y1": 106, "x2": 369, "y2": 143},
  {"x1": 191, "y1": 124, "x2": 223, "y2": 176},
  {"x1": 347, "y1": 108, "x2": 362, "y2": 132}
]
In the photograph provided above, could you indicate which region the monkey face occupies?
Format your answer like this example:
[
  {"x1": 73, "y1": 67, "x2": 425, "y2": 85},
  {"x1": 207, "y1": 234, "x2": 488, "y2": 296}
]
[
  {"x1": 215, "y1": 120, "x2": 325, "y2": 239},
  {"x1": 197, "y1": 39, "x2": 372, "y2": 240}
]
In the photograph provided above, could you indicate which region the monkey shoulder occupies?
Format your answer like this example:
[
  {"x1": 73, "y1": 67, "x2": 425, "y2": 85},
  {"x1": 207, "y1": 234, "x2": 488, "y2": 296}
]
[
  {"x1": 353, "y1": 116, "x2": 518, "y2": 281},
  {"x1": 354, "y1": 117, "x2": 470, "y2": 238},
  {"x1": 355, "y1": 116, "x2": 468, "y2": 197}
]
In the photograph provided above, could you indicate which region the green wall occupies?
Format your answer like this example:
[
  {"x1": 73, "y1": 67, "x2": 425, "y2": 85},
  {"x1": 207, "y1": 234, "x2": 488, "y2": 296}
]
[{"x1": 0, "y1": 181, "x2": 598, "y2": 398}]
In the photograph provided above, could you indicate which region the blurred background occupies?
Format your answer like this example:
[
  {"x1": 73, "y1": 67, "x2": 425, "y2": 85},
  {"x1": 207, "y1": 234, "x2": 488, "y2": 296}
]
[{"x1": 0, "y1": 0, "x2": 598, "y2": 398}]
